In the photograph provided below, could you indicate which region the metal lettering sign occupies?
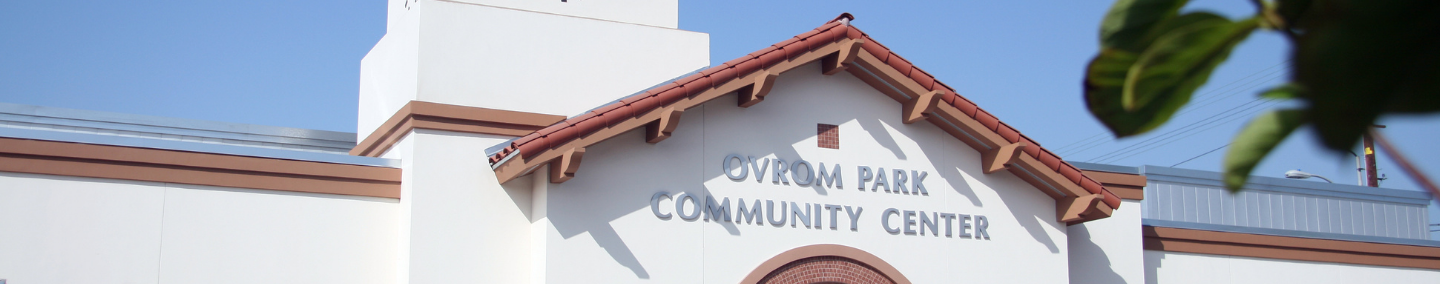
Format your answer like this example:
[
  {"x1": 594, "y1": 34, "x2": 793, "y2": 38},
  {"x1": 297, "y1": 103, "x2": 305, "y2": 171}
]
[{"x1": 648, "y1": 153, "x2": 991, "y2": 240}]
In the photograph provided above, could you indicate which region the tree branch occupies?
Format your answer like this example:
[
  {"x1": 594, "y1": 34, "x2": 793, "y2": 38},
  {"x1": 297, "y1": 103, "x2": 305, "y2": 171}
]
[{"x1": 1372, "y1": 131, "x2": 1440, "y2": 200}]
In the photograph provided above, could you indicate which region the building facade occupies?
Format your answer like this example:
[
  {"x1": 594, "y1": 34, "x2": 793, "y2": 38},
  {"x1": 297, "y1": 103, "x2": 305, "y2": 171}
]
[{"x1": 2, "y1": 1, "x2": 1438, "y2": 283}]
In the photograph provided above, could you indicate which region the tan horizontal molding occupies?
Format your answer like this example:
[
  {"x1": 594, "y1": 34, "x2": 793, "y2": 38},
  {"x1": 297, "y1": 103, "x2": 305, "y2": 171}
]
[
  {"x1": 352, "y1": 101, "x2": 567, "y2": 157},
  {"x1": 1083, "y1": 170, "x2": 1145, "y2": 200},
  {"x1": 1144, "y1": 226, "x2": 1440, "y2": 270},
  {"x1": 0, "y1": 137, "x2": 401, "y2": 199}
]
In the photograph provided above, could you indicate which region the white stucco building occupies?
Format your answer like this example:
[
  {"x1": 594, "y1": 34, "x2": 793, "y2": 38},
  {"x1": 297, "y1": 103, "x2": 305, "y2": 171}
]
[{"x1": 2, "y1": 1, "x2": 1437, "y2": 283}]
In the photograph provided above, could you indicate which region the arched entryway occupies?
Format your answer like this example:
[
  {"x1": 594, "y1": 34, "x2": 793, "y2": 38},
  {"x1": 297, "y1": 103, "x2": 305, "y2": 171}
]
[{"x1": 740, "y1": 244, "x2": 910, "y2": 284}]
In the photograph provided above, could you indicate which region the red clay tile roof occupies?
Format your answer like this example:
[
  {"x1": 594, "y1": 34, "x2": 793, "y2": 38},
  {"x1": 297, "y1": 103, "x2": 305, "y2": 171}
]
[{"x1": 487, "y1": 14, "x2": 1120, "y2": 209}]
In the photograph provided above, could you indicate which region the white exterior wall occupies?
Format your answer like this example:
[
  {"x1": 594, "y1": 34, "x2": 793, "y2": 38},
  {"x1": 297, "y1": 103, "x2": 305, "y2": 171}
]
[
  {"x1": 1070, "y1": 199, "x2": 1145, "y2": 283},
  {"x1": 445, "y1": 0, "x2": 679, "y2": 28},
  {"x1": 535, "y1": 62, "x2": 1071, "y2": 283},
  {"x1": 1144, "y1": 251, "x2": 1440, "y2": 284},
  {"x1": 0, "y1": 172, "x2": 399, "y2": 284},
  {"x1": 357, "y1": 0, "x2": 708, "y2": 137},
  {"x1": 382, "y1": 129, "x2": 535, "y2": 284}
]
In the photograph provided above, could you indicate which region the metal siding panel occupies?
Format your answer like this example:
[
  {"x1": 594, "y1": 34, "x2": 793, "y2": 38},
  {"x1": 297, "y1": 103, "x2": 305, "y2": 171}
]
[
  {"x1": 1393, "y1": 204, "x2": 1405, "y2": 237},
  {"x1": 1290, "y1": 194, "x2": 1301, "y2": 229},
  {"x1": 1301, "y1": 197, "x2": 1314, "y2": 232},
  {"x1": 1417, "y1": 206, "x2": 1428, "y2": 239},
  {"x1": 1195, "y1": 185, "x2": 1210, "y2": 224},
  {"x1": 1308, "y1": 197, "x2": 1321, "y2": 233},
  {"x1": 1362, "y1": 202, "x2": 1374, "y2": 236},
  {"x1": 1169, "y1": 185, "x2": 1184, "y2": 222},
  {"x1": 1221, "y1": 188, "x2": 1236, "y2": 226},
  {"x1": 1317, "y1": 198, "x2": 1331, "y2": 233},
  {"x1": 1157, "y1": 184, "x2": 1170, "y2": 220},
  {"x1": 1210, "y1": 188, "x2": 1224, "y2": 225},
  {"x1": 1417, "y1": 206, "x2": 1426, "y2": 239},
  {"x1": 1247, "y1": 191, "x2": 1262, "y2": 228},
  {"x1": 1158, "y1": 183, "x2": 1169, "y2": 219},
  {"x1": 1387, "y1": 204, "x2": 1400, "y2": 238},
  {"x1": 1340, "y1": 200, "x2": 1353, "y2": 235},
  {"x1": 1185, "y1": 185, "x2": 1199, "y2": 223},
  {"x1": 1145, "y1": 180, "x2": 1429, "y2": 239},
  {"x1": 1403, "y1": 204, "x2": 1416, "y2": 239},
  {"x1": 1144, "y1": 182, "x2": 1157, "y2": 219}
]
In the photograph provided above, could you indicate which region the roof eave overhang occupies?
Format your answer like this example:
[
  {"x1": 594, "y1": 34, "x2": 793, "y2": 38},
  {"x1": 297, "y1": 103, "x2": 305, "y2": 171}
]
[{"x1": 485, "y1": 17, "x2": 1120, "y2": 224}]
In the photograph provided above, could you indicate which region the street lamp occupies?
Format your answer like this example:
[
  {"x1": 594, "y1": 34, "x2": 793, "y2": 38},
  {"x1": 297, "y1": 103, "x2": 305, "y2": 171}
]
[{"x1": 1285, "y1": 169, "x2": 1334, "y2": 183}]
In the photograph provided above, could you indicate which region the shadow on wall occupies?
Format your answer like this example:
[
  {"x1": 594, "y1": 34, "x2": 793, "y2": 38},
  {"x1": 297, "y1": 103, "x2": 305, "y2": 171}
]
[
  {"x1": 533, "y1": 64, "x2": 1071, "y2": 280},
  {"x1": 542, "y1": 129, "x2": 684, "y2": 279},
  {"x1": 1069, "y1": 223, "x2": 1127, "y2": 283},
  {"x1": 897, "y1": 117, "x2": 1060, "y2": 254},
  {"x1": 1144, "y1": 226, "x2": 1163, "y2": 284},
  {"x1": 856, "y1": 117, "x2": 906, "y2": 161}
]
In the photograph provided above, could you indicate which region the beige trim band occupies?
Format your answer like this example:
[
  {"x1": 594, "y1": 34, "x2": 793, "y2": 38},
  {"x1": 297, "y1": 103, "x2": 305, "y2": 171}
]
[
  {"x1": 0, "y1": 137, "x2": 402, "y2": 198},
  {"x1": 1083, "y1": 170, "x2": 1145, "y2": 200},
  {"x1": 1144, "y1": 226, "x2": 1440, "y2": 270},
  {"x1": 351, "y1": 101, "x2": 567, "y2": 157}
]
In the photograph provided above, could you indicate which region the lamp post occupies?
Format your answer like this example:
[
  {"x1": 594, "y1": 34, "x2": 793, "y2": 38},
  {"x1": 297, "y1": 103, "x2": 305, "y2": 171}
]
[{"x1": 1285, "y1": 169, "x2": 1334, "y2": 183}]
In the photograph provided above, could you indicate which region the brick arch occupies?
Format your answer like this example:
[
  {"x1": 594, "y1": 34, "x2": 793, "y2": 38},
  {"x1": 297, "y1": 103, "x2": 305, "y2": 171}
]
[
  {"x1": 740, "y1": 244, "x2": 910, "y2": 284},
  {"x1": 759, "y1": 256, "x2": 892, "y2": 284}
]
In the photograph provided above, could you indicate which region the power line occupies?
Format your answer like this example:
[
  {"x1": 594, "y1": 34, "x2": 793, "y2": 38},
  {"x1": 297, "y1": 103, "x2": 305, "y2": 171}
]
[
  {"x1": 1172, "y1": 143, "x2": 1230, "y2": 167},
  {"x1": 1096, "y1": 100, "x2": 1281, "y2": 164},
  {"x1": 1171, "y1": 63, "x2": 1289, "y2": 117},
  {"x1": 1050, "y1": 61, "x2": 1289, "y2": 156},
  {"x1": 1086, "y1": 97, "x2": 1273, "y2": 163},
  {"x1": 1064, "y1": 68, "x2": 1286, "y2": 158},
  {"x1": 1077, "y1": 70, "x2": 1286, "y2": 162},
  {"x1": 1095, "y1": 100, "x2": 1278, "y2": 164}
]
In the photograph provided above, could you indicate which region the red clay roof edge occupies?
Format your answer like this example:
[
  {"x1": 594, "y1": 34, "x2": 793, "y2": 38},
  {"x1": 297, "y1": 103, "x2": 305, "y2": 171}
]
[{"x1": 486, "y1": 14, "x2": 1121, "y2": 208}]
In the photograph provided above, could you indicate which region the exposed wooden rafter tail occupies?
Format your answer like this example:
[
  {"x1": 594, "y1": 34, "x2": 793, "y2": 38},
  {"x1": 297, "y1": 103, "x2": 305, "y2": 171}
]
[
  {"x1": 738, "y1": 71, "x2": 779, "y2": 108},
  {"x1": 822, "y1": 39, "x2": 866, "y2": 75},
  {"x1": 981, "y1": 142, "x2": 1025, "y2": 174},
  {"x1": 549, "y1": 148, "x2": 585, "y2": 183},
  {"x1": 902, "y1": 89, "x2": 943, "y2": 124},
  {"x1": 646, "y1": 108, "x2": 684, "y2": 143}
]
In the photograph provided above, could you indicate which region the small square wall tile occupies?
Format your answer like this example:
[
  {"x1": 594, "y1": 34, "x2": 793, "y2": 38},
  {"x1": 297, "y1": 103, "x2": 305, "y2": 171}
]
[{"x1": 817, "y1": 124, "x2": 839, "y2": 149}]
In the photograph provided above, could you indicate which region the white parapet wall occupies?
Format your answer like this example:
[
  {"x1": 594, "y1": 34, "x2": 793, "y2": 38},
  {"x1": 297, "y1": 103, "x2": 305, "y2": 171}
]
[
  {"x1": 380, "y1": 129, "x2": 536, "y2": 283},
  {"x1": 0, "y1": 172, "x2": 400, "y2": 284},
  {"x1": 357, "y1": 0, "x2": 709, "y2": 137}
]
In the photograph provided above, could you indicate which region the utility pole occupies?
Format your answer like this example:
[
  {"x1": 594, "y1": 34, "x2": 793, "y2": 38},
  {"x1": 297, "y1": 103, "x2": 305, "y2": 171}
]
[{"x1": 1363, "y1": 125, "x2": 1387, "y2": 187}]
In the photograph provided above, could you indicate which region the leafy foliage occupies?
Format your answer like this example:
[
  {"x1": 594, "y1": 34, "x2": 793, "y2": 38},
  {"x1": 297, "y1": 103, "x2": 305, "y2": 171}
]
[{"x1": 1083, "y1": 0, "x2": 1440, "y2": 191}]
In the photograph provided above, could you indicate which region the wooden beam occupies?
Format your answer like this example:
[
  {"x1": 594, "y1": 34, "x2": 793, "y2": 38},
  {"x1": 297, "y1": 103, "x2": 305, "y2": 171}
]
[
  {"x1": 822, "y1": 39, "x2": 865, "y2": 75},
  {"x1": 1058, "y1": 194, "x2": 1112, "y2": 224},
  {"x1": 646, "y1": 108, "x2": 684, "y2": 143},
  {"x1": 901, "y1": 89, "x2": 943, "y2": 124},
  {"x1": 549, "y1": 148, "x2": 585, "y2": 183},
  {"x1": 981, "y1": 142, "x2": 1025, "y2": 174},
  {"x1": 738, "y1": 71, "x2": 778, "y2": 108}
]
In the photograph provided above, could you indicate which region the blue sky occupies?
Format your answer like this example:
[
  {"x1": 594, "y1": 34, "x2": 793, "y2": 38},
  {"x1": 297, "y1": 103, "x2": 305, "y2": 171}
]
[{"x1": 3, "y1": 1, "x2": 1438, "y2": 235}]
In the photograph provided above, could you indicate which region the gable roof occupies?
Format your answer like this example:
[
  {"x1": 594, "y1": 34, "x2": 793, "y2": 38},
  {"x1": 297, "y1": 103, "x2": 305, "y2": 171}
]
[{"x1": 485, "y1": 13, "x2": 1121, "y2": 223}]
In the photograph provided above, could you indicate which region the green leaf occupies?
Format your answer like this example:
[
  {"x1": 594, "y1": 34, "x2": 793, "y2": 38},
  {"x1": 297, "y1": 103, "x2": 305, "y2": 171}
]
[
  {"x1": 1086, "y1": 14, "x2": 1261, "y2": 137},
  {"x1": 1086, "y1": 48, "x2": 1173, "y2": 137},
  {"x1": 1100, "y1": 0, "x2": 1188, "y2": 51},
  {"x1": 1258, "y1": 83, "x2": 1303, "y2": 100},
  {"x1": 1223, "y1": 109, "x2": 1306, "y2": 192},
  {"x1": 1293, "y1": 0, "x2": 1440, "y2": 151},
  {"x1": 1123, "y1": 16, "x2": 1260, "y2": 111},
  {"x1": 1276, "y1": 0, "x2": 1313, "y2": 30}
]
